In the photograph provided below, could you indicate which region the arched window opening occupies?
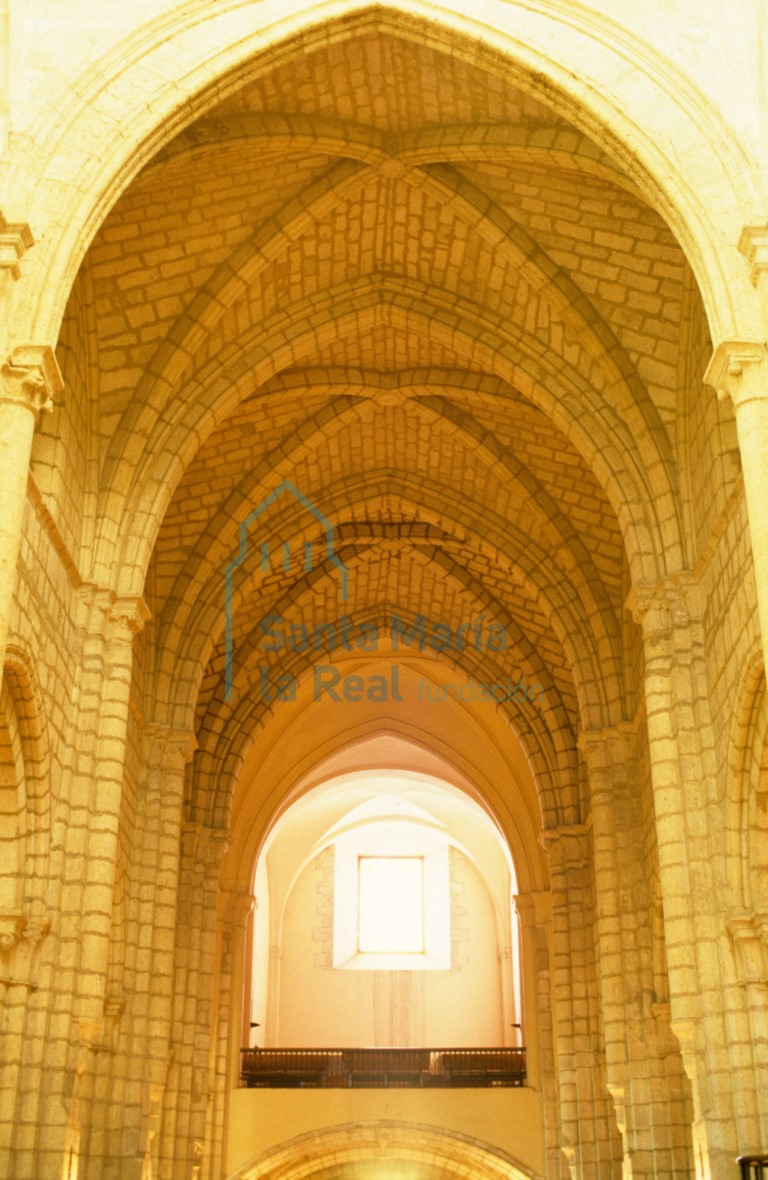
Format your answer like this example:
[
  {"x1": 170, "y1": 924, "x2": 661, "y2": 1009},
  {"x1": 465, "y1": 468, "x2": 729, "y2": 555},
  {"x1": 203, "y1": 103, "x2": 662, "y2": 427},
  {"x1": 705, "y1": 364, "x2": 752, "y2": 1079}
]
[{"x1": 248, "y1": 770, "x2": 522, "y2": 1054}]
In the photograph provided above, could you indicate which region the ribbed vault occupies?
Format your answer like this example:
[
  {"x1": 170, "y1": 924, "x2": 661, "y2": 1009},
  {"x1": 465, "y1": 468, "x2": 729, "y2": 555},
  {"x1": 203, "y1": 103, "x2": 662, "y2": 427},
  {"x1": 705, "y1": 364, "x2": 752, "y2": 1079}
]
[{"x1": 53, "y1": 10, "x2": 724, "y2": 871}]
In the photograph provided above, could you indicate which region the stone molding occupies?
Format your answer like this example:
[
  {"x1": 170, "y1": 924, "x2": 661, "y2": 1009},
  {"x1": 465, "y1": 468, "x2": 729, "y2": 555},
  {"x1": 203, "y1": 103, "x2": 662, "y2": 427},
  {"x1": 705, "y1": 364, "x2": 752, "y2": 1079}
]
[
  {"x1": 514, "y1": 890, "x2": 552, "y2": 929},
  {"x1": 540, "y1": 822, "x2": 591, "y2": 868},
  {"x1": 221, "y1": 891, "x2": 255, "y2": 929},
  {"x1": 578, "y1": 722, "x2": 636, "y2": 769},
  {"x1": 0, "y1": 220, "x2": 33, "y2": 280},
  {"x1": 738, "y1": 226, "x2": 768, "y2": 286},
  {"x1": 727, "y1": 911, "x2": 768, "y2": 985}
]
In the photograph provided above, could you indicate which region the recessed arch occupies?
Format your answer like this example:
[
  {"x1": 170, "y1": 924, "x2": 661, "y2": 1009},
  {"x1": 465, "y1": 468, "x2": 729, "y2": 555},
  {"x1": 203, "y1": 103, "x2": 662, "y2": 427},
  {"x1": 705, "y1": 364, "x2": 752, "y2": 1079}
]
[
  {"x1": 254, "y1": 767, "x2": 521, "y2": 1046},
  {"x1": 224, "y1": 1118, "x2": 542, "y2": 1180},
  {"x1": 225, "y1": 726, "x2": 547, "y2": 924}
]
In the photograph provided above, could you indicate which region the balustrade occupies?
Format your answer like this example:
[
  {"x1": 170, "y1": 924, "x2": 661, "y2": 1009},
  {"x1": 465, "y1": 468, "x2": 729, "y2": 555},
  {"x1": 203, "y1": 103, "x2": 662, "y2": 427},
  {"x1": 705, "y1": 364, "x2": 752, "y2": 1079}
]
[{"x1": 240, "y1": 1046, "x2": 526, "y2": 1088}]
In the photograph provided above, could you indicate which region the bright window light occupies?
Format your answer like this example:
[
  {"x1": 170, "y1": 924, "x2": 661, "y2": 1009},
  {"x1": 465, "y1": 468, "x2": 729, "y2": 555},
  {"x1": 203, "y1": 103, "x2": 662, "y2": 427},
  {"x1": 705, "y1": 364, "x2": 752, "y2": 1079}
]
[{"x1": 358, "y1": 857, "x2": 424, "y2": 953}]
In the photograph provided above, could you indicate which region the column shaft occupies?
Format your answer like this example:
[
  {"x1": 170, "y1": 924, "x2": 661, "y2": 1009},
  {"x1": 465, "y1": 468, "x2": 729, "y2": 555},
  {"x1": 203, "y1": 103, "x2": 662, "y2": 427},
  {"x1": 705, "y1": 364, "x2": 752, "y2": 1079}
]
[
  {"x1": 0, "y1": 346, "x2": 61, "y2": 671},
  {"x1": 116, "y1": 727, "x2": 195, "y2": 1180},
  {"x1": 160, "y1": 825, "x2": 227, "y2": 1180},
  {"x1": 0, "y1": 912, "x2": 49, "y2": 1179},
  {"x1": 628, "y1": 573, "x2": 734, "y2": 1179},
  {"x1": 582, "y1": 727, "x2": 694, "y2": 1179},
  {"x1": 65, "y1": 591, "x2": 148, "y2": 1180},
  {"x1": 543, "y1": 826, "x2": 621, "y2": 1179},
  {"x1": 706, "y1": 343, "x2": 768, "y2": 664}
]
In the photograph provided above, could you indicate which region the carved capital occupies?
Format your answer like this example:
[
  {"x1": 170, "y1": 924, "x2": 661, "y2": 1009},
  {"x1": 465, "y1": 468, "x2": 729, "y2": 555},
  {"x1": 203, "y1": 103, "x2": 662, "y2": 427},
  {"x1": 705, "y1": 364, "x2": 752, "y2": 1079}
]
[
  {"x1": 109, "y1": 595, "x2": 151, "y2": 640},
  {"x1": 182, "y1": 822, "x2": 229, "y2": 870},
  {"x1": 77, "y1": 1018, "x2": 104, "y2": 1055},
  {"x1": 200, "y1": 827, "x2": 229, "y2": 868},
  {"x1": 626, "y1": 571, "x2": 700, "y2": 637},
  {"x1": 0, "y1": 220, "x2": 33, "y2": 280},
  {"x1": 0, "y1": 344, "x2": 63, "y2": 418},
  {"x1": 75, "y1": 583, "x2": 111, "y2": 637},
  {"x1": 143, "y1": 723, "x2": 197, "y2": 770},
  {"x1": 705, "y1": 340, "x2": 768, "y2": 409},
  {"x1": 669, "y1": 1016, "x2": 702, "y2": 1066},
  {"x1": 76, "y1": 586, "x2": 149, "y2": 647},
  {"x1": 540, "y1": 822, "x2": 591, "y2": 868}
]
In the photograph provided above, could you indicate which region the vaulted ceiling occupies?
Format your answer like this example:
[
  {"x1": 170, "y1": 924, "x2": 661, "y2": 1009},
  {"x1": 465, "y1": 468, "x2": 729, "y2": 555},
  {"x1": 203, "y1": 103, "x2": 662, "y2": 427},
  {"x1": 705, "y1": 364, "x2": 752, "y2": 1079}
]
[{"x1": 58, "y1": 23, "x2": 712, "y2": 836}]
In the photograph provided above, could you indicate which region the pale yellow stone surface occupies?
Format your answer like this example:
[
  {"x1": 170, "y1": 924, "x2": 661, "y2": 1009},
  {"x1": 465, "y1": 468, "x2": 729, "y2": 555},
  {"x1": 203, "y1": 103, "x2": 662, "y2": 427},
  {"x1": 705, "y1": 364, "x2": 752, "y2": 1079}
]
[{"x1": 1, "y1": 3, "x2": 767, "y2": 1179}]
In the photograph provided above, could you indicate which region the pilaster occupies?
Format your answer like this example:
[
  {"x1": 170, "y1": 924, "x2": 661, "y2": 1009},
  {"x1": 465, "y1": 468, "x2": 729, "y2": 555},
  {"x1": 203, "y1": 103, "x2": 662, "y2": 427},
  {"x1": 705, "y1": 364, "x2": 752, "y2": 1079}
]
[
  {"x1": 0, "y1": 904, "x2": 50, "y2": 1170},
  {"x1": 161, "y1": 824, "x2": 229, "y2": 1180},
  {"x1": 627, "y1": 571, "x2": 735, "y2": 1178},
  {"x1": 60, "y1": 590, "x2": 149, "y2": 1180},
  {"x1": 541, "y1": 822, "x2": 620, "y2": 1178},
  {"x1": 118, "y1": 725, "x2": 197, "y2": 1180},
  {"x1": 580, "y1": 724, "x2": 693, "y2": 1179}
]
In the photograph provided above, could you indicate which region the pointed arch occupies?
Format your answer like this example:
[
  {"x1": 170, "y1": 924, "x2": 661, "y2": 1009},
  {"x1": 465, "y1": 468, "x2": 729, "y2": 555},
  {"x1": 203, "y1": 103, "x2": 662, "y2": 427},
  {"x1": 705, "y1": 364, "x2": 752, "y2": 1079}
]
[
  {"x1": 224, "y1": 1118, "x2": 542, "y2": 1180},
  {"x1": 9, "y1": 3, "x2": 761, "y2": 348}
]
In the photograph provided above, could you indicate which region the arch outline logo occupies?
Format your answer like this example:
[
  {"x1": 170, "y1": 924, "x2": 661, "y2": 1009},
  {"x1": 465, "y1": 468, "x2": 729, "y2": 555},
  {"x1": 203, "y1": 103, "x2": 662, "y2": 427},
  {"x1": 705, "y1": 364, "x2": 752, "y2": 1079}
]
[{"x1": 224, "y1": 479, "x2": 348, "y2": 700}]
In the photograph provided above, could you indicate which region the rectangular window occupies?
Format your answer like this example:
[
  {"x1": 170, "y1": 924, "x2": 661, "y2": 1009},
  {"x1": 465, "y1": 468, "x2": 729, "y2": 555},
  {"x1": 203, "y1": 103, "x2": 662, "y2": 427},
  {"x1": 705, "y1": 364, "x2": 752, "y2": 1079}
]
[{"x1": 357, "y1": 856, "x2": 424, "y2": 953}]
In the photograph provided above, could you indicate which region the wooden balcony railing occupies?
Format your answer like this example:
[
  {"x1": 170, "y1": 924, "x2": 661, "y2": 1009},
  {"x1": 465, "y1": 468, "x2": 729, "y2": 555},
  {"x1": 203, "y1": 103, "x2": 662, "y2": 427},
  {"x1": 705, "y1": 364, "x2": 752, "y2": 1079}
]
[
  {"x1": 738, "y1": 1157, "x2": 768, "y2": 1178},
  {"x1": 240, "y1": 1046, "x2": 526, "y2": 1088}
]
